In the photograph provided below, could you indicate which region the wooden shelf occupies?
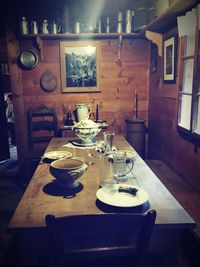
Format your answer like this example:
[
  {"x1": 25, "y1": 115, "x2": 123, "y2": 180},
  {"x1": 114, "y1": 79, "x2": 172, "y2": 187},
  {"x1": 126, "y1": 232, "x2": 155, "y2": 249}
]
[
  {"x1": 146, "y1": 0, "x2": 199, "y2": 32},
  {"x1": 20, "y1": 32, "x2": 144, "y2": 40},
  {"x1": 19, "y1": 0, "x2": 199, "y2": 45}
]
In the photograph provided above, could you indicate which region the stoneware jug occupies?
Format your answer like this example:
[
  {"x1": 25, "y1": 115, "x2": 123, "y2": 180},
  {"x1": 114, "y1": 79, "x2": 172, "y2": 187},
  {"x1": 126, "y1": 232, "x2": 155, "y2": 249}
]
[{"x1": 76, "y1": 103, "x2": 91, "y2": 122}]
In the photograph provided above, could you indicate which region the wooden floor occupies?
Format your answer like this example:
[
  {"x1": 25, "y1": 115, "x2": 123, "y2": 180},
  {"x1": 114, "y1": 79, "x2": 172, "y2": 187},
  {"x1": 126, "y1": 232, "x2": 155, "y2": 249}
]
[
  {"x1": 145, "y1": 160, "x2": 200, "y2": 239},
  {"x1": 145, "y1": 160, "x2": 200, "y2": 267}
]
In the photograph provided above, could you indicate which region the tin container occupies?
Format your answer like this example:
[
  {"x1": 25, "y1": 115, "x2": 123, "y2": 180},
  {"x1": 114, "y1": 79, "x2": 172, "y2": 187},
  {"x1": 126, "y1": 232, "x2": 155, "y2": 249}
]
[
  {"x1": 41, "y1": 19, "x2": 49, "y2": 34},
  {"x1": 117, "y1": 12, "x2": 123, "y2": 33},
  {"x1": 20, "y1": 16, "x2": 29, "y2": 35},
  {"x1": 30, "y1": 21, "x2": 38, "y2": 34},
  {"x1": 51, "y1": 21, "x2": 59, "y2": 34},
  {"x1": 106, "y1": 17, "x2": 110, "y2": 33},
  {"x1": 75, "y1": 22, "x2": 80, "y2": 34},
  {"x1": 125, "y1": 10, "x2": 132, "y2": 33},
  {"x1": 98, "y1": 19, "x2": 102, "y2": 33}
]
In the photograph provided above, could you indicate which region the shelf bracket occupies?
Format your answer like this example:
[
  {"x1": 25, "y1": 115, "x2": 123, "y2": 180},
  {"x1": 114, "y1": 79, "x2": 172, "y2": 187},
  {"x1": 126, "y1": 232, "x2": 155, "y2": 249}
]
[
  {"x1": 145, "y1": 30, "x2": 163, "y2": 56},
  {"x1": 35, "y1": 36, "x2": 44, "y2": 61}
]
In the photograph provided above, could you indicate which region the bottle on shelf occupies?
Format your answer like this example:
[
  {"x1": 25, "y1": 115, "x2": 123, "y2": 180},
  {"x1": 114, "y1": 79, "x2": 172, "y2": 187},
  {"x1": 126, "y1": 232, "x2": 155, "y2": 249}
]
[
  {"x1": 106, "y1": 17, "x2": 110, "y2": 33},
  {"x1": 117, "y1": 12, "x2": 123, "y2": 33}
]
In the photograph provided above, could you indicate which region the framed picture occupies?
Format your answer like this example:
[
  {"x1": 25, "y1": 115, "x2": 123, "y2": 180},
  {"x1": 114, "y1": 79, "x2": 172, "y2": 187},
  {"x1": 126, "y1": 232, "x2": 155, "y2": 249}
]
[
  {"x1": 60, "y1": 41, "x2": 101, "y2": 93},
  {"x1": 150, "y1": 43, "x2": 158, "y2": 73},
  {"x1": 163, "y1": 34, "x2": 177, "y2": 83}
]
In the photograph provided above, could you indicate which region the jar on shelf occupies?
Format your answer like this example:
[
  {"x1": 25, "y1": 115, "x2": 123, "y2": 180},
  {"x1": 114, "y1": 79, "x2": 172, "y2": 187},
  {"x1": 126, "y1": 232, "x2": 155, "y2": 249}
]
[
  {"x1": 117, "y1": 12, "x2": 123, "y2": 33},
  {"x1": 19, "y1": 16, "x2": 29, "y2": 35},
  {"x1": 125, "y1": 10, "x2": 132, "y2": 33}
]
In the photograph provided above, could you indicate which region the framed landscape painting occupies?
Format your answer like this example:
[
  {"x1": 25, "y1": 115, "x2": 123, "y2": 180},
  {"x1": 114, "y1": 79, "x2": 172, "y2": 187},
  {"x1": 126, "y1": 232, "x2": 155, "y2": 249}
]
[{"x1": 60, "y1": 41, "x2": 101, "y2": 93}]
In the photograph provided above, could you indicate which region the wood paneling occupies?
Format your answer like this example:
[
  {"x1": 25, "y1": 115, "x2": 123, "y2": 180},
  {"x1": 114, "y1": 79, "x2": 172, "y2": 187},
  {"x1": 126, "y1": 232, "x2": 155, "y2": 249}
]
[
  {"x1": 148, "y1": 27, "x2": 200, "y2": 191},
  {"x1": 7, "y1": 37, "x2": 150, "y2": 159}
]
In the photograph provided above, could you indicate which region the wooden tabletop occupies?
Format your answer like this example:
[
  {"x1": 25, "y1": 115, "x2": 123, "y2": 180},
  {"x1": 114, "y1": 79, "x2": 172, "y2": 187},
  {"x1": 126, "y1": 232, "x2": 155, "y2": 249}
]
[{"x1": 8, "y1": 136, "x2": 196, "y2": 230}]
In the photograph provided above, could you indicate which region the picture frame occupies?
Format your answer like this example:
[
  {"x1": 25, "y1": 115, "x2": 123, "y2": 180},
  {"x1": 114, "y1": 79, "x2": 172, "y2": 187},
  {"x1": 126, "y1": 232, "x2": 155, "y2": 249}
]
[
  {"x1": 60, "y1": 41, "x2": 101, "y2": 93},
  {"x1": 150, "y1": 43, "x2": 158, "y2": 73},
  {"x1": 163, "y1": 34, "x2": 177, "y2": 83}
]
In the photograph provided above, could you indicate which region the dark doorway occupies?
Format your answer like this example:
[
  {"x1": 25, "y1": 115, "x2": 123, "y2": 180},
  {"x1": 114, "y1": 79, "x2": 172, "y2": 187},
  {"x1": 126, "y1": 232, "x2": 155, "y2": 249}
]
[{"x1": 0, "y1": 84, "x2": 10, "y2": 161}]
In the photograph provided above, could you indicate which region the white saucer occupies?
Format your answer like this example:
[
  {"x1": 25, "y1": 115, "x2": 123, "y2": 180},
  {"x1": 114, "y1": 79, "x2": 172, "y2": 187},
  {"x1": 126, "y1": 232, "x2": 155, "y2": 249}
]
[
  {"x1": 96, "y1": 184, "x2": 148, "y2": 207},
  {"x1": 43, "y1": 151, "x2": 72, "y2": 161},
  {"x1": 72, "y1": 139, "x2": 96, "y2": 147}
]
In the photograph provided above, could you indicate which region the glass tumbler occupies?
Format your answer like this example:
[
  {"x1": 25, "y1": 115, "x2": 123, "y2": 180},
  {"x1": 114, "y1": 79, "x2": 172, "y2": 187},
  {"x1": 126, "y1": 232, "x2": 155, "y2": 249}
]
[{"x1": 99, "y1": 155, "x2": 116, "y2": 189}]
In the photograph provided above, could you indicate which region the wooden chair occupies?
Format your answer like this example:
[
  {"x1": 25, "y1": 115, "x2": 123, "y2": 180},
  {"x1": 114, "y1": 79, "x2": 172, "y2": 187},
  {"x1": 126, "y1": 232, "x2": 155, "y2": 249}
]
[
  {"x1": 25, "y1": 107, "x2": 57, "y2": 182},
  {"x1": 28, "y1": 107, "x2": 57, "y2": 150},
  {"x1": 45, "y1": 210, "x2": 156, "y2": 267}
]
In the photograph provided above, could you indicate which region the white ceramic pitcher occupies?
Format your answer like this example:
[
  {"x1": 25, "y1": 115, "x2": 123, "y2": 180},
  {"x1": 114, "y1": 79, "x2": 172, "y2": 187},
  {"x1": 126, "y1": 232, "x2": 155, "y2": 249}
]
[{"x1": 76, "y1": 103, "x2": 91, "y2": 122}]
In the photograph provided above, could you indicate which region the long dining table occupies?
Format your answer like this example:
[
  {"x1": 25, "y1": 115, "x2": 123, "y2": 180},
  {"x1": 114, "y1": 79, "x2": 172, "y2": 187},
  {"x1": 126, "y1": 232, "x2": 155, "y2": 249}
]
[{"x1": 8, "y1": 135, "x2": 196, "y2": 267}]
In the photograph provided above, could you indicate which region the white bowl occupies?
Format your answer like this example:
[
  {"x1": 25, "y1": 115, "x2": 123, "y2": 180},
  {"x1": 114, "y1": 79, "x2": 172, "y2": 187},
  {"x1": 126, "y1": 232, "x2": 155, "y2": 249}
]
[{"x1": 50, "y1": 158, "x2": 87, "y2": 189}]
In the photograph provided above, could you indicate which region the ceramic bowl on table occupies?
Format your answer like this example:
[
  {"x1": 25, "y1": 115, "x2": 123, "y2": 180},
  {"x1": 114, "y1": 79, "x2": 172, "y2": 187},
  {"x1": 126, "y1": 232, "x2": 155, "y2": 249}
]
[
  {"x1": 49, "y1": 158, "x2": 87, "y2": 189},
  {"x1": 72, "y1": 119, "x2": 101, "y2": 146}
]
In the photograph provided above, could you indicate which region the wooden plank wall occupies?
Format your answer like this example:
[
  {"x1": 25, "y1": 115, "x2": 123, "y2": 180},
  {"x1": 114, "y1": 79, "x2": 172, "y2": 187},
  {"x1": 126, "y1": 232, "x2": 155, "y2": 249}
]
[
  {"x1": 9, "y1": 37, "x2": 150, "y2": 159},
  {"x1": 148, "y1": 27, "x2": 200, "y2": 191}
]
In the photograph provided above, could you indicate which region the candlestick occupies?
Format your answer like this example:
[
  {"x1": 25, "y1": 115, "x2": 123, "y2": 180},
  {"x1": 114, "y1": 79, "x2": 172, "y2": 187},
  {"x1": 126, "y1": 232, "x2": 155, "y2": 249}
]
[
  {"x1": 96, "y1": 104, "x2": 99, "y2": 122},
  {"x1": 134, "y1": 90, "x2": 138, "y2": 119}
]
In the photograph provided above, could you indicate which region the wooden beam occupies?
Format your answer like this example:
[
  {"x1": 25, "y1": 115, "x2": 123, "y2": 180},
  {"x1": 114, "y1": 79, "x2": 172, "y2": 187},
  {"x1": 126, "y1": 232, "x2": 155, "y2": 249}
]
[{"x1": 146, "y1": 0, "x2": 199, "y2": 32}]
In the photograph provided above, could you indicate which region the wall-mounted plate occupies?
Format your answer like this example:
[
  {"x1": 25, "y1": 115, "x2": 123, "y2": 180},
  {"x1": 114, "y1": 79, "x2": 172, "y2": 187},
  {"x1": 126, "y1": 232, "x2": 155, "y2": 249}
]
[{"x1": 18, "y1": 50, "x2": 39, "y2": 70}]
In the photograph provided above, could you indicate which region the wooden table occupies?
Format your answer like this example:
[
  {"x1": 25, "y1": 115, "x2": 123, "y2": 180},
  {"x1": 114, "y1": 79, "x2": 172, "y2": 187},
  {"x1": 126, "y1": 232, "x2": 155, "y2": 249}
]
[{"x1": 8, "y1": 136, "x2": 196, "y2": 267}]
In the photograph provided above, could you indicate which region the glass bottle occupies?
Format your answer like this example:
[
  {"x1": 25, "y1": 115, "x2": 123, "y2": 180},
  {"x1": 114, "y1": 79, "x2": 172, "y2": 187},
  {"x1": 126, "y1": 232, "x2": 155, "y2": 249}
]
[{"x1": 103, "y1": 131, "x2": 115, "y2": 155}]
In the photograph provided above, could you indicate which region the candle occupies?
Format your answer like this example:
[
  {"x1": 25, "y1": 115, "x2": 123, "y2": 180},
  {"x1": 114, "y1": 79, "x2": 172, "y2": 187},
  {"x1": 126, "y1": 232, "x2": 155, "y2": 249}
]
[{"x1": 96, "y1": 104, "x2": 99, "y2": 122}]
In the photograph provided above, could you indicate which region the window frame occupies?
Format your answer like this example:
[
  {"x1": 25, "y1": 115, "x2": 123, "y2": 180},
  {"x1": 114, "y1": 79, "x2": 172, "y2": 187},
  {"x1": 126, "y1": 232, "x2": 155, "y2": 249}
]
[{"x1": 177, "y1": 20, "x2": 200, "y2": 144}]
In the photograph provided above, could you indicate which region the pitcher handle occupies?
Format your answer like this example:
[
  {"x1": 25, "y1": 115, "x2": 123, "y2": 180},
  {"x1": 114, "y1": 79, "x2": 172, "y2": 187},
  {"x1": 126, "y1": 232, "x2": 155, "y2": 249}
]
[{"x1": 88, "y1": 104, "x2": 92, "y2": 118}]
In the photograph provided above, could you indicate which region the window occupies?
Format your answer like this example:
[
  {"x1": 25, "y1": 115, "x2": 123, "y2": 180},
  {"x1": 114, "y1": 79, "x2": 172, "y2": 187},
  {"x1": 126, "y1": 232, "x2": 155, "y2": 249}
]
[{"x1": 177, "y1": 6, "x2": 200, "y2": 143}]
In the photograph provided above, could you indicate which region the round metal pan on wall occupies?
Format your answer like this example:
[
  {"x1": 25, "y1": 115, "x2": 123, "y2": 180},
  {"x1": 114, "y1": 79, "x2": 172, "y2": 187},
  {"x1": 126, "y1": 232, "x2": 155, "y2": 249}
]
[{"x1": 18, "y1": 50, "x2": 39, "y2": 70}]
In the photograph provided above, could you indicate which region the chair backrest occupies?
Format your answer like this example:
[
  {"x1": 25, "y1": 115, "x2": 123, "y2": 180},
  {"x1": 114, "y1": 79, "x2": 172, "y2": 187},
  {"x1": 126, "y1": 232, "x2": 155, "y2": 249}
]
[
  {"x1": 45, "y1": 210, "x2": 156, "y2": 267},
  {"x1": 28, "y1": 107, "x2": 57, "y2": 149}
]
